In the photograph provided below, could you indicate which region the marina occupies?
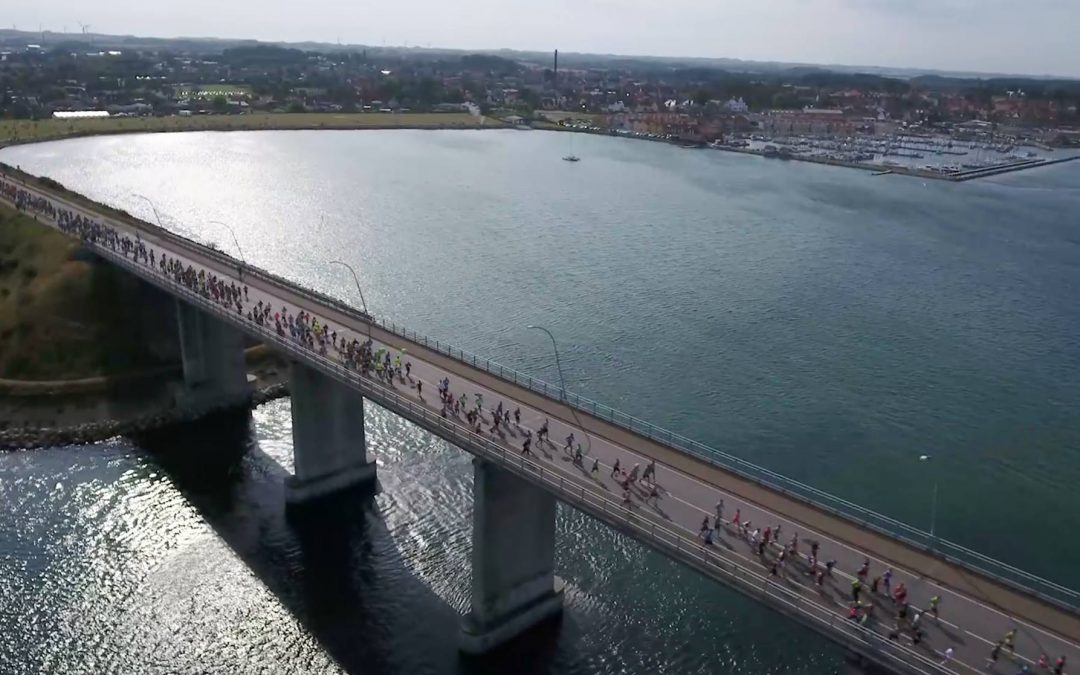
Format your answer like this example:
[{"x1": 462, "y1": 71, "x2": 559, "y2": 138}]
[
  {"x1": 709, "y1": 134, "x2": 1079, "y2": 181},
  {"x1": 552, "y1": 121, "x2": 1077, "y2": 181}
]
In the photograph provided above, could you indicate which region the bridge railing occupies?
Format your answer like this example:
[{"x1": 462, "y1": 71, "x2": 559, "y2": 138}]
[
  {"x1": 371, "y1": 319, "x2": 1080, "y2": 613},
  {"x1": 5, "y1": 173, "x2": 1079, "y2": 615},
  {"x1": 91, "y1": 243, "x2": 949, "y2": 675}
]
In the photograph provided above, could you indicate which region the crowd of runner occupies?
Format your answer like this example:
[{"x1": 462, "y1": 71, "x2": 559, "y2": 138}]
[{"x1": 1, "y1": 176, "x2": 1068, "y2": 675}]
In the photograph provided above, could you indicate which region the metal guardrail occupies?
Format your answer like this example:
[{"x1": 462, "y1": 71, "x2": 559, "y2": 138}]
[
  {"x1": 363, "y1": 323, "x2": 1080, "y2": 613},
  {"x1": 84, "y1": 237, "x2": 950, "y2": 675},
  {"x1": 4, "y1": 174, "x2": 1079, "y2": 615}
]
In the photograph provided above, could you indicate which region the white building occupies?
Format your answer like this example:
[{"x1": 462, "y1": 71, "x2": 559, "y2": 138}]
[{"x1": 724, "y1": 97, "x2": 749, "y2": 114}]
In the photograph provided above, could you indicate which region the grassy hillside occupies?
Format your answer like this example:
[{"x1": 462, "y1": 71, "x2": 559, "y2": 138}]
[{"x1": 0, "y1": 204, "x2": 171, "y2": 379}]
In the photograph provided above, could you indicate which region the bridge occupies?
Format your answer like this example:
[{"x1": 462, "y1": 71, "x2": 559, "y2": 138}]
[{"x1": 2, "y1": 164, "x2": 1077, "y2": 674}]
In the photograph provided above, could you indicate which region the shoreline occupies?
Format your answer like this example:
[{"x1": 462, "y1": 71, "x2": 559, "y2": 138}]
[
  {"x1": 0, "y1": 346, "x2": 287, "y2": 450},
  {"x1": 0, "y1": 381, "x2": 290, "y2": 451},
  {"x1": 0, "y1": 112, "x2": 505, "y2": 151},
  {"x1": 4, "y1": 113, "x2": 1073, "y2": 182},
  {"x1": 707, "y1": 144, "x2": 1080, "y2": 181},
  {"x1": 542, "y1": 124, "x2": 1080, "y2": 181}
]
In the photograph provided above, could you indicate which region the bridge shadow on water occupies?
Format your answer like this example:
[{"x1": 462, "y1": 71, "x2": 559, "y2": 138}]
[{"x1": 132, "y1": 407, "x2": 569, "y2": 675}]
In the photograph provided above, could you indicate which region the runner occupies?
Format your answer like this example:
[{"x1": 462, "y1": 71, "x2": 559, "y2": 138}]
[
  {"x1": 644, "y1": 459, "x2": 657, "y2": 484},
  {"x1": 941, "y1": 647, "x2": 954, "y2": 666},
  {"x1": 988, "y1": 640, "x2": 1002, "y2": 665},
  {"x1": 611, "y1": 459, "x2": 621, "y2": 478},
  {"x1": 928, "y1": 595, "x2": 940, "y2": 621},
  {"x1": 1004, "y1": 629, "x2": 1017, "y2": 655},
  {"x1": 522, "y1": 435, "x2": 532, "y2": 456},
  {"x1": 514, "y1": 407, "x2": 521, "y2": 425},
  {"x1": 893, "y1": 583, "x2": 907, "y2": 605},
  {"x1": 591, "y1": 457, "x2": 600, "y2": 474}
]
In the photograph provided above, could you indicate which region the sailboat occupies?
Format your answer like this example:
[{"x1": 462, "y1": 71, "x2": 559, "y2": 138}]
[{"x1": 562, "y1": 132, "x2": 580, "y2": 162}]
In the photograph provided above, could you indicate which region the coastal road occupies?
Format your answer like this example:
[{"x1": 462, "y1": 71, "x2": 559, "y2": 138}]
[{"x1": 2, "y1": 171, "x2": 1077, "y2": 675}]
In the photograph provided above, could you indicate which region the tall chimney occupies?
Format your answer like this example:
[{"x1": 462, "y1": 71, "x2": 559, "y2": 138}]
[{"x1": 554, "y1": 49, "x2": 558, "y2": 90}]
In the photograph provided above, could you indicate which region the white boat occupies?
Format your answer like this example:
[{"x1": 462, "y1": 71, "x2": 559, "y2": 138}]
[{"x1": 562, "y1": 133, "x2": 580, "y2": 162}]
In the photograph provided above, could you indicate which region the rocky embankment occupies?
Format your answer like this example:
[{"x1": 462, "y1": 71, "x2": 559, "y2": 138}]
[{"x1": 0, "y1": 382, "x2": 289, "y2": 450}]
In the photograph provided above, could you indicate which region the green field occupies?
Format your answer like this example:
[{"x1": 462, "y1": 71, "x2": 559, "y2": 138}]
[{"x1": 0, "y1": 112, "x2": 498, "y2": 146}]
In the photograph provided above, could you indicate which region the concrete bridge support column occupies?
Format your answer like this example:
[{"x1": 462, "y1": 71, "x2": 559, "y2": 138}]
[
  {"x1": 175, "y1": 299, "x2": 249, "y2": 404},
  {"x1": 460, "y1": 459, "x2": 564, "y2": 654},
  {"x1": 285, "y1": 361, "x2": 376, "y2": 504}
]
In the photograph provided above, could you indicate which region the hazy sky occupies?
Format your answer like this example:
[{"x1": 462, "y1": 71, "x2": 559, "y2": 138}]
[{"x1": 9, "y1": 0, "x2": 1079, "y2": 77}]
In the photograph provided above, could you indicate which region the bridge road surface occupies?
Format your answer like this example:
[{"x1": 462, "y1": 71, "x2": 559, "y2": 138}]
[{"x1": 3, "y1": 174, "x2": 1078, "y2": 674}]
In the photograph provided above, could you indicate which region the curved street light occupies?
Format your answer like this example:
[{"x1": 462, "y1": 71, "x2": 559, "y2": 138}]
[
  {"x1": 919, "y1": 454, "x2": 938, "y2": 550},
  {"x1": 329, "y1": 259, "x2": 372, "y2": 343},
  {"x1": 527, "y1": 324, "x2": 590, "y2": 456},
  {"x1": 132, "y1": 192, "x2": 165, "y2": 229},
  {"x1": 132, "y1": 192, "x2": 202, "y2": 244},
  {"x1": 208, "y1": 219, "x2": 247, "y2": 279},
  {"x1": 527, "y1": 325, "x2": 568, "y2": 402},
  {"x1": 207, "y1": 220, "x2": 246, "y2": 267}
]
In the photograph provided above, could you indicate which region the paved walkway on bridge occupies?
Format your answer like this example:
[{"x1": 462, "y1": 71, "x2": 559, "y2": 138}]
[{"x1": 3, "y1": 172, "x2": 1076, "y2": 675}]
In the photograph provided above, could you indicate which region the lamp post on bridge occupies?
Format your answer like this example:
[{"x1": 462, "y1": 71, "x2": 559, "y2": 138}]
[
  {"x1": 329, "y1": 260, "x2": 373, "y2": 344},
  {"x1": 132, "y1": 193, "x2": 165, "y2": 230},
  {"x1": 527, "y1": 325, "x2": 567, "y2": 402},
  {"x1": 208, "y1": 220, "x2": 247, "y2": 279},
  {"x1": 132, "y1": 192, "x2": 201, "y2": 244},
  {"x1": 919, "y1": 454, "x2": 939, "y2": 551},
  {"x1": 527, "y1": 324, "x2": 590, "y2": 456}
]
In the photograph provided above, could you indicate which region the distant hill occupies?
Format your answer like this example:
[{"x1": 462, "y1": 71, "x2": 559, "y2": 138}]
[{"x1": 0, "y1": 28, "x2": 1074, "y2": 82}]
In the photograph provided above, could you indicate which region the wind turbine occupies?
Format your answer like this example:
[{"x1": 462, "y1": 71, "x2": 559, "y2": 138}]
[{"x1": 78, "y1": 22, "x2": 92, "y2": 46}]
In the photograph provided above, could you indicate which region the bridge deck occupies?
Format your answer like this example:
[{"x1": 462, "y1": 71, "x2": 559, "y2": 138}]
[{"x1": 2, "y1": 168, "x2": 1076, "y2": 675}]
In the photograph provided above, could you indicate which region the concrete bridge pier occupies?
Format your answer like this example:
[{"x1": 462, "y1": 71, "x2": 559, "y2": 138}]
[
  {"x1": 460, "y1": 459, "x2": 564, "y2": 654},
  {"x1": 175, "y1": 299, "x2": 249, "y2": 405},
  {"x1": 285, "y1": 361, "x2": 376, "y2": 504}
]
